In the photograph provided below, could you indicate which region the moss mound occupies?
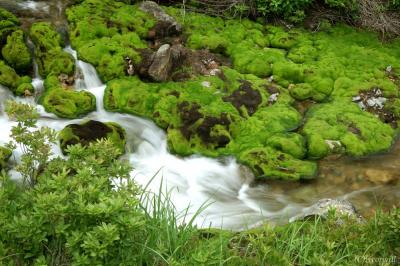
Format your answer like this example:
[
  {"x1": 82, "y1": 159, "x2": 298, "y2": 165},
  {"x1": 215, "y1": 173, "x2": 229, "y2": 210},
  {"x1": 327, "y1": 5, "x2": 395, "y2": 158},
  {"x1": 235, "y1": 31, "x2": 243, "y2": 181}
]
[
  {"x1": 66, "y1": 0, "x2": 155, "y2": 82},
  {"x1": 0, "y1": 8, "x2": 19, "y2": 46},
  {"x1": 1, "y1": 30, "x2": 31, "y2": 72},
  {"x1": 59, "y1": 120, "x2": 126, "y2": 155},
  {"x1": 30, "y1": 22, "x2": 75, "y2": 78},
  {"x1": 0, "y1": 60, "x2": 33, "y2": 95},
  {"x1": 41, "y1": 88, "x2": 96, "y2": 119},
  {"x1": 0, "y1": 146, "x2": 12, "y2": 170}
]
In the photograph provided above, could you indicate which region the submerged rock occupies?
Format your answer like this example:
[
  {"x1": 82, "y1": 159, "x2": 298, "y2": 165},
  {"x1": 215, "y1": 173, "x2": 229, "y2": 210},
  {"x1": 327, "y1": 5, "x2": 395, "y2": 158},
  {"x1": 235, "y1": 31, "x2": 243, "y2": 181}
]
[
  {"x1": 0, "y1": 146, "x2": 12, "y2": 170},
  {"x1": 290, "y1": 199, "x2": 363, "y2": 223},
  {"x1": 59, "y1": 120, "x2": 126, "y2": 156}
]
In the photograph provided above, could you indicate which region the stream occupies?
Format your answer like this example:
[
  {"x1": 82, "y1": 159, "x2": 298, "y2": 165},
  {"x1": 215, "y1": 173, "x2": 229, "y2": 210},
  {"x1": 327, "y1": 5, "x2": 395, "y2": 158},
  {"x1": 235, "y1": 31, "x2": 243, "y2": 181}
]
[{"x1": 0, "y1": 0, "x2": 399, "y2": 230}]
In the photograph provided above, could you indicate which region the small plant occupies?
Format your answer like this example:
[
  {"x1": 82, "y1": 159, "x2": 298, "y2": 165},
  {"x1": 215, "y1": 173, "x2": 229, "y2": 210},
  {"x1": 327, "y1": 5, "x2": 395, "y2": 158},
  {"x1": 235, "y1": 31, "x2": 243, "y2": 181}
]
[{"x1": 5, "y1": 100, "x2": 56, "y2": 187}]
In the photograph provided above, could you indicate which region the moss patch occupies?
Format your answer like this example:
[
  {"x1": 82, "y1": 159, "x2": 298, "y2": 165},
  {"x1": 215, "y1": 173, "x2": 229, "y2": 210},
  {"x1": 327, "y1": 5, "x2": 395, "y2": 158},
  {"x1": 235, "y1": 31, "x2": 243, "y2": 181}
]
[
  {"x1": 66, "y1": 0, "x2": 155, "y2": 82},
  {"x1": 41, "y1": 88, "x2": 96, "y2": 119},
  {"x1": 1, "y1": 30, "x2": 31, "y2": 72}
]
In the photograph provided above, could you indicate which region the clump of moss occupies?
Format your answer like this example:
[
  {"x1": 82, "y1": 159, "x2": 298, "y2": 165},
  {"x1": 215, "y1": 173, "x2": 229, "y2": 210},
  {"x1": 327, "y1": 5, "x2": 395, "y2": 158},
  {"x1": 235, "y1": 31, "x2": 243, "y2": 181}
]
[
  {"x1": 30, "y1": 22, "x2": 75, "y2": 78},
  {"x1": 303, "y1": 100, "x2": 395, "y2": 159},
  {"x1": 66, "y1": 0, "x2": 155, "y2": 82},
  {"x1": 41, "y1": 88, "x2": 96, "y2": 119},
  {"x1": 0, "y1": 146, "x2": 12, "y2": 170},
  {"x1": 0, "y1": 60, "x2": 33, "y2": 95},
  {"x1": 59, "y1": 120, "x2": 126, "y2": 155},
  {"x1": 0, "y1": 8, "x2": 19, "y2": 45},
  {"x1": 2, "y1": 30, "x2": 31, "y2": 72}
]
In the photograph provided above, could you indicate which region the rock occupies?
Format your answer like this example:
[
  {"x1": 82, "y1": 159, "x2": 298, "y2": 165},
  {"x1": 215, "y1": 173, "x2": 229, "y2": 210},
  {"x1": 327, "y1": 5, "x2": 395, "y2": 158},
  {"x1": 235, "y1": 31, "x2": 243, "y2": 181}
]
[
  {"x1": 0, "y1": 146, "x2": 12, "y2": 170},
  {"x1": 125, "y1": 57, "x2": 135, "y2": 76},
  {"x1": 41, "y1": 88, "x2": 96, "y2": 119},
  {"x1": 365, "y1": 169, "x2": 397, "y2": 184},
  {"x1": 58, "y1": 73, "x2": 75, "y2": 88},
  {"x1": 140, "y1": 1, "x2": 182, "y2": 39},
  {"x1": 1, "y1": 30, "x2": 31, "y2": 72},
  {"x1": 290, "y1": 199, "x2": 363, "y2": 223},
  {"x1": 148, "y1": 44, "x2": 172, "y2": 82},
  {"x1": 58, "y1": 120, "x2": 126, "y2": 156}
]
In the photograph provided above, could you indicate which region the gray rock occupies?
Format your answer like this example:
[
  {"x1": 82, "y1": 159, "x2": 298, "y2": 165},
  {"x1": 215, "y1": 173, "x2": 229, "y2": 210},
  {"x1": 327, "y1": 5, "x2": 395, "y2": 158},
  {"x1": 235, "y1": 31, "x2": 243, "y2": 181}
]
[
  {"x1": 140, "y1": 1, "x2": 182, "y2": 35},
  {"x1": 148, "y1": 44, "x2": 172, "y2": 82},
  {"x1": 290, "y1": 198, "x2": 363, "y2": 224}
]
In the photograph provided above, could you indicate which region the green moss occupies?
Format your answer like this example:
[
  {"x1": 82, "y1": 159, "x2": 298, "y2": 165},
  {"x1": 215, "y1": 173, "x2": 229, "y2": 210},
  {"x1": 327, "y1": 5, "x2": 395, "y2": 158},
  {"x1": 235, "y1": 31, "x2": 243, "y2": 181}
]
[
  {"x1": 16, "y1": 83, "x2": 34, "y2": 96},
  {"x1": 0, "y1": 146, "x2": 12, "y2": 170},
  {"x1": 0, "y1": 8, "x2": 19, "y2": 45},
  {"x1": 266, "y1": 133, "x2": 306, "y2": 159},
  {"x1": 30, "y1": 22, "x2": 75, "y2": 77},
  {"x1": 58, "y1": 120, "x2": 126, "y2": 155},
  {"x1": 303, "y1": 100, "x2": 395, "y2": 159},
  {"x1": 66, "y1": 0, "x2": 154, "y2": 82},
  {"x1": 0, "y1": 60, "x2": 20, "y2": 91},
  {"x1": 239, "y1": 147, "x2": 317, "y2": 180},
  {"x1": 41, "y1": 88, "x2": 96, "y2": 119},
  {"x1": 1, "y1": 30, "x2": 31, "y2": 72}
]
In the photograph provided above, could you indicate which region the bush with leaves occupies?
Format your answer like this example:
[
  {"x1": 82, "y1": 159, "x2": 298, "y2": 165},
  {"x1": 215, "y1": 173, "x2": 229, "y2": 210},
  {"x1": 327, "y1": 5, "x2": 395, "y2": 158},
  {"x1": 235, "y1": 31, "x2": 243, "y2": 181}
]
[{"x1": 0, "y1": 101, "x2": 202, "y2": 265}]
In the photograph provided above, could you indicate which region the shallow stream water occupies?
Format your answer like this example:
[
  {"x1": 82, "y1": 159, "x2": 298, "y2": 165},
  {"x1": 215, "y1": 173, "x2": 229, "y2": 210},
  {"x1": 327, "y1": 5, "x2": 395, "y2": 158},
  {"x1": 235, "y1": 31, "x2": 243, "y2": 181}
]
[{"x1": 0, "y1": 0, "x2": 399, "y2": 230}]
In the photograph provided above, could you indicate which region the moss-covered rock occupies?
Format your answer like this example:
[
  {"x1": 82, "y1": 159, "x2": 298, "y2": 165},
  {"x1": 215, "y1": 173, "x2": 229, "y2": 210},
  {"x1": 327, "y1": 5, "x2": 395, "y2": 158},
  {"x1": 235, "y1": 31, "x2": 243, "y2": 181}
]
[
  {"x1": 0, "y1": 60, "x2": 20, "y2": 90},
  {"x1": 303, "y1": 100, "x2": 396, "y2": 159},
  {"x1": 1, "y1": 30, "x2": 32, "y2": 72},
  {"x1": 239, "y1": 147, "x2": 317, "y2": 181},
  {"x1": 0, "y1": 146, "x2": 12, "y2": 170},
  {"x1": 30, "y1": 22, "x2": 75, "y2": 78},
  {"x1": 66, "y1": 0, "x2": 155, "y2": 82},
  {"x1": 0, "y1": 8, "x2": 19, "y2": 46},
  {"x1": 58, "y1": 120, "x2": 126, "y2": 155},
  {"x1": 41, "y1": 88, "x2": 96, "y2": 119}
]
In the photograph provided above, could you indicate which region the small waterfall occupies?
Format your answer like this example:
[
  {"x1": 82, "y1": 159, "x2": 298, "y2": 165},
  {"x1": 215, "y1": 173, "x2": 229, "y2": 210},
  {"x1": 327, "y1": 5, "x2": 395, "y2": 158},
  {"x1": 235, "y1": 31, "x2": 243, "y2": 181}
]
[{"x1": 64, "y1": 46, "x2": 102, "y2": 90}]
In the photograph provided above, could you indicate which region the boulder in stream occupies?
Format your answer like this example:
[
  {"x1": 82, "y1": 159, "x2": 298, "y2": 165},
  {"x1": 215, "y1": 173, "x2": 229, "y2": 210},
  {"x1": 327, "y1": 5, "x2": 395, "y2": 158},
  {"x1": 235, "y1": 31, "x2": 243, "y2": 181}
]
[
  {"x1": 41, "y1": 88, "x2": 96, "y2": 119},
  {"x1": 59, "y1": 120, "x2": 126, "y2": 156}
]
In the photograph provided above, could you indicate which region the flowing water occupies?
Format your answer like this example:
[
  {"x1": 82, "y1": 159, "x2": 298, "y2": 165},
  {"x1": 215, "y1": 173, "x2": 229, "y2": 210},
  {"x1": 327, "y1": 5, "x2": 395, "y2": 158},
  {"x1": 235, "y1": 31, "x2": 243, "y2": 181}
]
[{"x1": 0, "y1": 0, "x2": 399, "y2": 230}]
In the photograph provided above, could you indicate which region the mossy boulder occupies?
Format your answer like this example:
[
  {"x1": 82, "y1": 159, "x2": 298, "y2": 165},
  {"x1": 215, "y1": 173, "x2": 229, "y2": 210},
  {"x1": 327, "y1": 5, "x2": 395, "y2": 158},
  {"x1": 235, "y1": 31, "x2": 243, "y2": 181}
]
[
  {"x1": 0, "y1": 146, "x2": 12, "y2": 170},
  {"x1": 41, "y1": 88, "x2": 96, "y2": 119},
  {"x1": 30, "y1": 22, "x2": 75, "y2": 78},
  {"x1": 0, "y1": 60, "x2": 33, "y2": 95},
  {"x1": 58, "y1": 120, "x2": 126, "y2": 155},
  {"x1": 0, "y1": 60, "x2": 20, "y2": 90},
  {"x1": 2, "y1": 30, "x2": 32, "y2": 72},
  {"x1": 66, "y1": 0, "x2": 155, "y2": 82},
  {"x1": 239, "y1": 147, "x2": 317, "y2": 181},
  {"x1": 303, "y1": 100, "x2": 396, "y2": 159},
  {"x1": 0, "y1": 8, "x2": 19, "y2": 46}
]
